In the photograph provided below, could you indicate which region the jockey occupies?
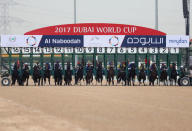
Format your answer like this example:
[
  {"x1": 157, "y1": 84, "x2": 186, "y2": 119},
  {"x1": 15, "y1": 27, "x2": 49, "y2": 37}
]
[
  {"x1": 128, "y1": 63, "x2": 135, "y2": 70},
  {"x1": 160, "y1": 63, "x2": 167, "y2": 71},
  {"x1": 117, "y1": 64, "x2": 121, "y2": 70},
  {"x1": 36, "y1": 62, "x2": 41, "y2": 69},
  {"x1": 24, "y1": 63, "x2": 29, "y2": 70},
  {"x1": 45, "y1": 63, "x2": 50, "y2": 70},
  {"x1": 86, "y1": 63, "x2": 92, "y2": 72},
  {"x1": 150, "y1": 63, "x2": 157, "y2": 71},
  {"x1": 13, "y1": 62, "x2": 18, "y2": 70},
  {"x1": 139, "y1": 64, "x2": 145, "y2": 71},
  {"x1": 55, "y1": 61, "x2": 61, "y2": 70}
]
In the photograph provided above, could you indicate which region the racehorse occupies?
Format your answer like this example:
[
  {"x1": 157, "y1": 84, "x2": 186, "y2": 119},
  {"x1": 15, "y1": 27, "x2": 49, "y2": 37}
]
[
  {"x1": 127, "y1": 65, "x2": 136, "y2": 86},
  {"x1": 33, "y1": 64, "x2": 42, "y2": 86},
  {"x1": 95, "y1": 62, "x2": 103, "y2": 85},
  {"x1": 21, "y1": 64, "x2": 30, "y2": 86},
  {"x1": 107, "y1": 66, "x2": 115, "y2": 86},
  {"x1": 54, "y1": 62, "x2": 62, "y2": 86},
  {"x1": 11, "y1": 62, "x2": 20, "y2": 86},
  {"x1": 117, "y1": 65, "x2": 126, "y2": 86},
  {"x1": 43, "y1": 63, "x2": 51, "y2": 85},
  {"x1": 169, "y1": 64, "x2": 177, "y2": 86},
  {"x1": 85, "y1": 66, "x2": 93, "y2": 85},
  {"x1": 149, "y1": 64, "x2": 158, "y2": 86},
  {"x1": 64, "y1": 62, "x2": 72, "y2": 86},
  {"x1": 138, "y1": 66, "x2": 146, "y2": 86},
  {"x1": 159, "y1": 68, "x2": 168, "y2": 86},
  {"x1": 75, "y1": 64, "x2": 84, "y2": 85}
]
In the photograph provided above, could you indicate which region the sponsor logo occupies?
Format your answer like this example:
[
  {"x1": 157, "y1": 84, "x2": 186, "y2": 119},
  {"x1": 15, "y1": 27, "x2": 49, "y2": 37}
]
[
  {"x1": 26, "y1": 36, "x2": 37, "y2": 46},
  {"x1": 166, "y1": 35, "x2": 189, "y2": 47},
  {"x1": 9, "y1": 36, "x2": 16, "y2": 42},
  {"x1": 109, "y1": 36, "x2": 120, "y2": 47},
  {"x1": 127, "y1": 37, "x2": 164, "y2": 46},
  {"x1": 168, "y1": 38, "x2": 188, "y2": 45}
]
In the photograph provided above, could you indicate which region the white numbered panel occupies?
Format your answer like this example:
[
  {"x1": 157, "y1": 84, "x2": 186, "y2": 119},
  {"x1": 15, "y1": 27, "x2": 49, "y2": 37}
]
[
  {"x1": 149, "y1": 48, "x2": 158, "y2": 54},
  {"x1": 117, "y1": 48, "x2": 126, "y2": 54},
  {"x1": 138, "y1": 48, "x2": 148, "y2": 54},
  {"x1": 107, "y1": 47, "x2": 116, "y2": 53},
  {"x1": 11, "y1": 47, "x2": 21, "y2": 54},
  {"x1": 33, "y1": 47, "x2": 42, "y2": 54},
  {"x1": 54, "y1": 47, "x2": 63, "y2": 54},
  {"x1": 43, "y1": 47, "x2": 53, "y2": 54},
  {"x1": 97, "y1": 47, "x2": 105, "y2": 54},
  {"x1": 75, "y1": 47, "x2": 84, "y2": 53},
  {"x1": 22, "y1": 47, "x2": 31, "y2": 54},
  {"x1": 170, "y1": 48, "x2": 179, "y2": 54},
  {"x1": 64, "y1": 47, "x2": 73, "y2": 54},
  {"x1": 128, "y1": 47, "x2": 137, "y2": 54},
  {"x1": 159, "y1": 48, "x2": 168, "y2": 54},
  {"x1": 85, "y1": 47, "x2": 94, "y2": 53}
]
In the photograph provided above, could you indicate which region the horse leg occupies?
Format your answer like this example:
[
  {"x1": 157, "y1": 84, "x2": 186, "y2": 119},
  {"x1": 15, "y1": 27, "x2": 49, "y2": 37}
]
[
  {"x1": 44, "y1": 77, "x2": 46, "y2": 85},
  {"x1": 143, "y1": 79, "x2": 145, "y2": 86},
  {"x1": 37, "y1": 78, "x2": 40, "y2": 86},
  {"x1": 55, "y1": 78, "x2": 57, "y2": 86},
  {"x1": 48, "y1": 77, "x2": 51, "y2": 85},
  {"x1": 26, "y1": 78, "x2": 28, "y2": 86},
  {"x1": 41, "y1": 77, "x2": 43, "y2": 86}
]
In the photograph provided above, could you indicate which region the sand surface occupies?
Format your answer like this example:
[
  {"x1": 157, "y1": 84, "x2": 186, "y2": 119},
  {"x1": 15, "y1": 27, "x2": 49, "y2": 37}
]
[{"x1": 0, "y1": 86, "x2": 192, "y2": 131}]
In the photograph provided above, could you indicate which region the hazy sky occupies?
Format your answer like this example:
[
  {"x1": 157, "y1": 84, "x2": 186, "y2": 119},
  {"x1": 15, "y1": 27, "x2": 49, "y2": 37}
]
[{"x1": 5, "y1": 0, "x2": 192, "y2": 35}]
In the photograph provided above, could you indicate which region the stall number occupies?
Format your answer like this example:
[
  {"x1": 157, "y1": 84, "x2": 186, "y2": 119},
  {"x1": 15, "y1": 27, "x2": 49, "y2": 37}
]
[
  {"x1": 149, "y1": 48, "x2": 158, "y2": 54},
  {"x1": 159, "y1": 48, "x2": 169, "y2": 54},
  {"x1": 85, "y1": 47, "x2": 94, "y2": 53},
  {"x1": 22, "y1": 47, "x2": 31, "y2": 54},
  {"x1": 97, "y1": 47, "x2": 105, "y2": 53},
  {"x1": 11, "y1": 47, "x2": 21, "y2": 54},
  {"x1": 117, "y1": 48, "x2": 126, "y2": 54},
  {"x1": 170, "y1": 48, "x2": 179, "y2": 54},
  {"x1": 54, "y1": 47, "x2": 63, "y2": 54},
  {"x1": 75, "y1": 47, "x2": 84, "y2": 53},
  {"x1": 43, "y1": 47, "x2": 53, "y2": 54},
  {"x1": 107, "y1": 47, "x2": 116, "y2": 53},
  {"x1": 33, "y1": 48, "x2": 42, "y2": 54},
  {"x1": 138, "y1": 48, "x2": 148, "y2": 54},
  {"x1": 64, "y1": 47, "x2": 73, "y2": 54},
  {"x1": 128, "y1": 48, "x2": 137, "y2": 54}
]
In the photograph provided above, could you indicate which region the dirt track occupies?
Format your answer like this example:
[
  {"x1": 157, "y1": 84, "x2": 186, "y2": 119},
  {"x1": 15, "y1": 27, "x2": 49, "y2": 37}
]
[{"x1": 0, "y1": 86, "x2": 192, "y2": 131}]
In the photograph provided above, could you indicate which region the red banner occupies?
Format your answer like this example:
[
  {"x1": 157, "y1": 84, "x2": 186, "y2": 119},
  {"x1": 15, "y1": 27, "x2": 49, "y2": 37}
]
[{"x1": 25, "y1": 23, "x2": 166, "y2": 36}]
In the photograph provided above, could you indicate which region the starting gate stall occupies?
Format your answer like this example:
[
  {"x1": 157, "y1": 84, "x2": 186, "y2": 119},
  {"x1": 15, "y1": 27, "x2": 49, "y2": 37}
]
[
  {"x1": 105, "y1": 47, "x2": 116, "y2": 77},
  {"x1": 168, "y1": 48, "x2": 181, "y2": 76},
  {"x1": 74, "y1": 47, "x2": 86, "y2": 75},
  {"x1": 96, "y1": 47, "x2": 105, "y2": 77},
  {"x1": 64, "y1": 47, "x2": 75, "y2": 74},
  {"x1": 84, "y1": 47, "x2": 95, "y2": 75},
  {"x1": 137, "y1": 47, "x2": 148, "y2": 75}
]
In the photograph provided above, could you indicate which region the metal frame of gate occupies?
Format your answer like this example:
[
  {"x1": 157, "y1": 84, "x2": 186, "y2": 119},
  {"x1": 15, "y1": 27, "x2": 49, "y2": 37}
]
[{"x1": 1, "y1": 47, "x2": 181, "y2": 78}]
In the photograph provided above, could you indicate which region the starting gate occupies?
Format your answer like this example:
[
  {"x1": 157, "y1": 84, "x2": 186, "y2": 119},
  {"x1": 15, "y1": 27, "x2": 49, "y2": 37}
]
[{"x1": 1, "y1": 47, "x2": 182, "y2": 78}]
